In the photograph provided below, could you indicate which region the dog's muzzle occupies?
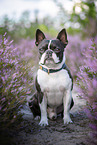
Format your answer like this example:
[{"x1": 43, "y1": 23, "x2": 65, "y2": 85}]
[
  {"x1": 46, "y1": 50, "x2": 53, "y2": 58},
  {"x1": 45, "y1": 50, "x2": 53, "y2": 61}
]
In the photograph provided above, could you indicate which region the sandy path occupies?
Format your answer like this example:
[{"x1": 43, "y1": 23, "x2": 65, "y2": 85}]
[{"x1": 15, "y1": 90, "x2": 91, "y2": 145}]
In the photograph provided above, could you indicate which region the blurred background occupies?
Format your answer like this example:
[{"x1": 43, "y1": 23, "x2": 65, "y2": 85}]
[
  {"x1": 0, "y1": 0, "x2": 97, "y2": 144},
  {"x1": 0, "y1": 0, "x2": 97, "y2": 40}
]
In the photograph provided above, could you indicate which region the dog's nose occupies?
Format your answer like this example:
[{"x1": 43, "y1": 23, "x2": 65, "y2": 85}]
[
  {"x1": 46, "y1": 50, "x2": 52, "y2": 57},
  {"x1": 52, "y1": 116, "x2": 56, "y2": 120}
]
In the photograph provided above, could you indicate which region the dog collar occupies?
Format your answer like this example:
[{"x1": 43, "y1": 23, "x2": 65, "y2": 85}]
[{"x1": 39, "y1": 63, "x2": 66, "y2": 74}]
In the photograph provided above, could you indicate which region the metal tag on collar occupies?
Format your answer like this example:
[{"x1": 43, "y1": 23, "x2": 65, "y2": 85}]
[
  {"x1": 48, "y1": 69, "x2": 50, "y2": 74},
  {"x1": 40, "y1": 65, "x2": 42, "y2": 70}
]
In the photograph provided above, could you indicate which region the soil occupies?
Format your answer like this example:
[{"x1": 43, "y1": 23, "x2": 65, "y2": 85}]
[{"x1": 0, "y1": 90, "x2": 91, "y2": 145}]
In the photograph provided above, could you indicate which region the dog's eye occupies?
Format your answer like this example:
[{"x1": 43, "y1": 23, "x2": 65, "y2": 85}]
[
  {"x1": 54, "y1": 47, "x2": 60, "y2": 53},
  {"x1": 39, "y1": 48, "x2": 45, "y2": 53}
]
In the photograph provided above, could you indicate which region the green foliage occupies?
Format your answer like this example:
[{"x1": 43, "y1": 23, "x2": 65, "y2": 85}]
[
  {"x1": 70, "y1": 0, "x2": 97, "y2": 36},
  {"x1": 67, "y1": 27, "x2": 81, "y2": 35},
  {"x1": 53, "y1": 0, "x2": 97, "y2": 36},
  {"x1": 0, "y1": 1, "x2": 97, "y2": 39},
  {"x1": 0, "y1": 11, "x2": 57, "y2": 42}
]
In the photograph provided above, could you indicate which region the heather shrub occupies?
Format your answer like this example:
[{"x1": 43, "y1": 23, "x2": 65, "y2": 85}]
[
  {"x1": 0, "y1": 33, "x2": 33, "y2": 129},
  {"x1": 65, "y1": 35, "x2": 90, "y2": 79},
  {"x1": 65, "y1": 35, "x2": 97, "y2": 79},
  {"x1": 15, "y1": 38, "x2": 37, "y2": 63},
  {"x1": 76, "y1": 39, "x2": 97, "y2": 144}
]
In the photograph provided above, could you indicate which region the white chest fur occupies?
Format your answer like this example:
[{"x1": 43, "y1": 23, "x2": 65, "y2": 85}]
[{"x1": 37, "y1": 69, "x2": 72, "y2": 107}]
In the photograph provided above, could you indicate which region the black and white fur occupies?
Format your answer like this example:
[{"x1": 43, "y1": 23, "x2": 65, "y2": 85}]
[{"x1": 29, "y1": 29, "x2": 74, "y2": 126}]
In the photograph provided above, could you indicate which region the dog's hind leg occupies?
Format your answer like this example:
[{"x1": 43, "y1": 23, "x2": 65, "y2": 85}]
[
  {"x1": 29, "y1": 93, "x2": 41, "y2": 118},
  {"x1": 70, "y1": 97, "x2": 74, "y2": 109}
]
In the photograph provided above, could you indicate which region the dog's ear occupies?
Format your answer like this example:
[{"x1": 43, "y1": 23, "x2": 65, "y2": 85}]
[
  {"x1": 57, "y1": 29, "x2": 68, "y2": 46},
  {"x1": 35, "y1": 29, "x2": 46, "y2": 46}
]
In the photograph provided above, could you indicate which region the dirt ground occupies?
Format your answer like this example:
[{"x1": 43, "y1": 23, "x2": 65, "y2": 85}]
[
  {"x1": 0, "y1": 90, "x2": 91, "y2": 145},
  {"x1": 14, "y1": 90, "x2": 91, "y2": 145}
]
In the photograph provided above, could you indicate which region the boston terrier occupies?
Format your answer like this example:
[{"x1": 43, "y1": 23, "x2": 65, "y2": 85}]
[{"x1": 29, "y1": 28, "x2": 74, "y2": 126}]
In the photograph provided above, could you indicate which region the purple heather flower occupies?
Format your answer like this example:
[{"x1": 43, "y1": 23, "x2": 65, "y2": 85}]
[{"x1": 3, "y1": 32, "x2": 7, "y2": 37}]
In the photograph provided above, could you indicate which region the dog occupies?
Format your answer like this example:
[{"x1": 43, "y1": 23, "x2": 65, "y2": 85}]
[{"x1": 29, "y1": 28, "x2": 74, "y2": 126}]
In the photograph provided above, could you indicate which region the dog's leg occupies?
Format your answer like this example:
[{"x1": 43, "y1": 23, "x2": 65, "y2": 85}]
[
  {"x1": 39, "y1": 95, "x2": 48, "y2": 126},
  {"x1": 63, "y1": 89, "x2": 73, "y2": 124},
  {"x1": 29, "y1": 93, "x2": 41, "y2": 118}
]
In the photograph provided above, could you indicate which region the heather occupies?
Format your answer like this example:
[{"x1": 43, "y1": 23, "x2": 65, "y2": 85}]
[
  {"x1": 65, "y1": 36, "x2": 97, "y2": 79},
  {"x1": 0, "y1": 33, "x2": 33, "y2": 129},
  {"x1": 64, "y1": 34, "x2": 97, "y2": 144},
  {"x1": 76, "y1": 39, "x2": 97, "y2": 144}
]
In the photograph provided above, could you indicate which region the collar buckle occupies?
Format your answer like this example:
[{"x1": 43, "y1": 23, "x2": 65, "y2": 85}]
[
  {"x1": 48, "y1": 69, "x2": 50, "y2": 74},
  {"x1": 40, "y1": 65, "x2": 42, "y2": 70}
]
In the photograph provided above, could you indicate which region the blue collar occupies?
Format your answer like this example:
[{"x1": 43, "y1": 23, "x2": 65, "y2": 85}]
[{"x1": 39, "y1": 63, "x2": 66, "y2": 74}]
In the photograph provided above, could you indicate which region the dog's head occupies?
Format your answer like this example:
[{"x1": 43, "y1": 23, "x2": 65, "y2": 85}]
[{"x1": 35, "y1": 29, "x2": 68, "y2": 68}]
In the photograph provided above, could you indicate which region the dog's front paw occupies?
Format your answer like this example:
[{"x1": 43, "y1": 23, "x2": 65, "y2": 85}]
[
  {"x1": 39, "y1": 118, "x2": 48, "y2": 126},
  {"x1": 63, "y1": 115, "x2": 73, "y2": 124}
]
